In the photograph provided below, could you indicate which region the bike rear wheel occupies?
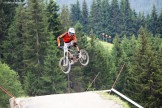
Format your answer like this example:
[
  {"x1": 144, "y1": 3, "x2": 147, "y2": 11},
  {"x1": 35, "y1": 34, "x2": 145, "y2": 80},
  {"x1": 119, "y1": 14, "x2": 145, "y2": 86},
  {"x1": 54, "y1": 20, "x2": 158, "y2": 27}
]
[
  {"x1": 59, "y1": 57, "x2": 71, "y2": 74},
  {"x1": 79, "y1": 49, "x2": 89, "y2": 66}
]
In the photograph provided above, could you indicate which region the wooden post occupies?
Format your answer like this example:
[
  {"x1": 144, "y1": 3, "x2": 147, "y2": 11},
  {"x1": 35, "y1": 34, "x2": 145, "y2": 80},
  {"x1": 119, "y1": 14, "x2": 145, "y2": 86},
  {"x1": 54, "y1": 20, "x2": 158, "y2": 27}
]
[
  {"x1": 67, "y1": 73, "x2": 70, "y2": 93},
  {"x1": 9, "y1": 97, "x2": 16, "y2": 108}
]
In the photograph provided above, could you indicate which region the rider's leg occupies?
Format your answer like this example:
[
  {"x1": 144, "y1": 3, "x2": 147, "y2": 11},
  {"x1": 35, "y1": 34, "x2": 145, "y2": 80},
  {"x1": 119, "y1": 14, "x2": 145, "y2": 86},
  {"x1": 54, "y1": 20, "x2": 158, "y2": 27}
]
[
  {"x1": 77, "y1": 46, "x2": 81, "y2": 58},
  {"x1": 71, "y1": 41, "x2": 81, "y2": 58},
  {"x1": 76, "y1": 46, "x2": 80, "y2": 53},
  {"x1": 64, "y1": 42, "x2": 73, "y2": 58},
  {"x1": 71, "y1": 41, "x2": 80, "y2": 53},
  {"x1": 64, "y1": 42, "x2": 71, "y2": 48}
]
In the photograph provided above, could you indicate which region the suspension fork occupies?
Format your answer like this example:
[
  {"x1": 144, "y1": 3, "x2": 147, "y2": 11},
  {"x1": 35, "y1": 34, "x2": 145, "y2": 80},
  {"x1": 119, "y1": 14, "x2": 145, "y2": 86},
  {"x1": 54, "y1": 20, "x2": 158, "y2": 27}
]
[{"x1": 63, "y1": 46, "x2": 69, "y2": 65}]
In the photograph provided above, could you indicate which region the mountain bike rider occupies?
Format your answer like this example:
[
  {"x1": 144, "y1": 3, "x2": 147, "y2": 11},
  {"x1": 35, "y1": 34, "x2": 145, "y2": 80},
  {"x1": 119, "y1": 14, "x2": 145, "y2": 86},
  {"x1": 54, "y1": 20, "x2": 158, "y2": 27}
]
[{"x1": 57, "y1": 27, "x2": 80, "y2": 58}]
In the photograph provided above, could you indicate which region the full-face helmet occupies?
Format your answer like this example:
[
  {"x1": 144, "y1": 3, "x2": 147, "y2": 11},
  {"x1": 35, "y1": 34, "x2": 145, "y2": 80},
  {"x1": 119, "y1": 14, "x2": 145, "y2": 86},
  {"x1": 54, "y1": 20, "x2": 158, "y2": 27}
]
[{"x1": 68, "y1": 27, "x2": 75, "y2": 35}]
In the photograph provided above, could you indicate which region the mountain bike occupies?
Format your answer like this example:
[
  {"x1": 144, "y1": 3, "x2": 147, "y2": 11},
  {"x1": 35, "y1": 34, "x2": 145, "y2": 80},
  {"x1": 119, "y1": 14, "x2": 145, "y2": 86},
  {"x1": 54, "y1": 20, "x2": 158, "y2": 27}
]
[{"x1": 59, "y1": 46, "x2": 89, "y2": 74}]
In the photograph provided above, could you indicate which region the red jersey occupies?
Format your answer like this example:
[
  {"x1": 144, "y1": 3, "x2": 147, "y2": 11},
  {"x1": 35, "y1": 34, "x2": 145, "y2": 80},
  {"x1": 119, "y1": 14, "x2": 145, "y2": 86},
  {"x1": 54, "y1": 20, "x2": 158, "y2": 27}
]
[{"x1": 57, "y1": 32, "x2": 77, "y2": 46}]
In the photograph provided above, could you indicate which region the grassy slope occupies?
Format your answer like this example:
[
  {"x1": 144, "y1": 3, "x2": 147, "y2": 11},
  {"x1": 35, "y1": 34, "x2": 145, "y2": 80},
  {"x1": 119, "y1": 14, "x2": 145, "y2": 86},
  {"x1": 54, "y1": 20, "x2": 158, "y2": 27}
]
[
  {"x1": 99, "y1": 92, "x2": 130, "y2": 108},
  {"x1": 87, "y1": 36, "x2": 113, "y2": 51},
  {"x1": 99, "y1": 40, "x2": 113, "y2": 52}
]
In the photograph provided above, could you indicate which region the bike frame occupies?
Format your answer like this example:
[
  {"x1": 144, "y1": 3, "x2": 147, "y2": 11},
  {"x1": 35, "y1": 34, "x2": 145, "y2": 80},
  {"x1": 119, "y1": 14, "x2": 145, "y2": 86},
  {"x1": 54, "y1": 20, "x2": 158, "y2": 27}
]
[
  {"x1": 63, "y1": 46, "x2": 69, "y2": 66},
  {"x1": 63, "y1": 46, "x2": 78, "y2": 65}
]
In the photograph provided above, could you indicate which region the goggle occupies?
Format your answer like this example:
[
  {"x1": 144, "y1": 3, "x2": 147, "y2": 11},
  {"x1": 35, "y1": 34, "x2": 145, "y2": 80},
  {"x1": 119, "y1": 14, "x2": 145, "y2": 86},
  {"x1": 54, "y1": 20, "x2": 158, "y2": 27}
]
[{"x1": 69, "y1": 32, "x2": 75, "y2": 35}]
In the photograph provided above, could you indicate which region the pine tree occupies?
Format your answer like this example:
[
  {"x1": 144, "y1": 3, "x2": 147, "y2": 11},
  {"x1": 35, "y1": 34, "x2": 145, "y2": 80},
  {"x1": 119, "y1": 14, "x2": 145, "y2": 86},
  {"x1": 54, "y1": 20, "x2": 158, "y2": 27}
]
[
  {"x1": 120, "y1": 0, "x2": 127, "y2": 36},
  {"x1": 120, "y1": 0, "x2": 133, "y2": 36},
  {"x1": 84, "y1": 33, "x2": 96, "y2": 88},
  {"x1": 101, "y1": 0, "x2": 110, "y2": 34},
  {"x1": 2, "y1": 4, "x2": 26, "y2": 83},
  {"x1": 133, "y1": 27, "x2": 162, "y2": 107},
  {"x1": 0, "y1": 62, "x2": 25, "y2": 108},
  {"x1": 81, "y1": 0, "x2": 89, "y2": 34},
  {"x1": 148, "y1": 5, "x2": 158, "y2": 36},
  {"x1": 110, "y1": 0, "x2": 121, "y2": 36},
  {"x1": 0, "y1": 0, "x2": 6, "y2": 60},
  {"x1": 83, "y1": 32, "x2": 110, "y2": 90},
  {"x1": 2, "y1": 0, "x2": 17, "y2": 27},
  {"x1": 47, "y1": 0, "x2": 61, "y2": 41},
  {"x1": 0, "y1": 0, "x2": 20, "y2": 61},
  {"x1": 156, "y1": 38, "x2": 162, "y2": 107},
  {"x1": 137, "y1": 12, "x2": 146, "y2": 30},
  {"x1": 145, "y1": 35, "x2": 162, "y2": 107},
  {"x1": 38, "y1": 1, "x2": 68, "y2": 94},
  {"x1": 89, "y1": 0, "x2": 102, "y2": 35},
  {"x1": 95, "y1": 0, "x2": 102, "y2": 35},
  {"x1": 0, "y1": 0, "x2": 5, "y2": 40},
  {"x1": 89, "y1": 0, "x2": 96, "y2": 33},
  {"x1": 60, "y1": 5, "x2": 71, "y2": 32},
  {"x1": 132, "y1": 27, "x2": 152, "y2": 104},
  {"x1": 116, "y1": 35, "x2": 139, "y2": 97},
  {"x1": 131, "y1": 10, "x2": 139, "y2": 36},
  {"x1": 157, "y1": 9, "x2": 162, "y2": 37},
  {"x1": 108, "y1": 35, "x2": 123, "y2": 88},
  {"x1": 23, "y1": 0, "x2": 49, "y2": 96},
  {"x1": 70, "y1": 0, "x2": 81, "y2": 26},
  {"x1": 40, "y1": 34, "x2": 67, "y2": 94},
  {"x1": 74, "y1": 21, "x2": 86, "y2": 48}
]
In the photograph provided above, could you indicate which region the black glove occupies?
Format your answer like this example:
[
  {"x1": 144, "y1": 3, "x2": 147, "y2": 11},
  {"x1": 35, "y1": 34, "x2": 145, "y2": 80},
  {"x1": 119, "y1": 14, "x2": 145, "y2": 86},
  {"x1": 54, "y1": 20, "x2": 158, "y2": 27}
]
[
  {"x1": 73, "y1": 42, "x2": 77, "y2": 47},
  {"x1": 58, "y1": 46, "x2": 61, "y2": 49}
]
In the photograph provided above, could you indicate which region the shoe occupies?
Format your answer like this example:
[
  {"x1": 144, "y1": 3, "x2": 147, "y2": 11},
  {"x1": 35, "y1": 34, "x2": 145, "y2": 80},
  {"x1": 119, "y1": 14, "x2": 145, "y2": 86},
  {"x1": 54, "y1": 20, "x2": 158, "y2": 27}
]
[{"x1": 70, "y1": 58, "x2": 74, "y2": 64}]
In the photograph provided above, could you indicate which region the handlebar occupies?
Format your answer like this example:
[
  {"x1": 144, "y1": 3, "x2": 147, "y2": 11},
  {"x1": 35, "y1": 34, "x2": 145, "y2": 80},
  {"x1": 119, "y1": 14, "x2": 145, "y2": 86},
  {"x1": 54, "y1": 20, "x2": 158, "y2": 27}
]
[
  {"x1": 58, "y1": 46, "x2": 64, "y2": 49},
  {"x1": 58, "y1": 46, "x2": 70, "y2": 50}
]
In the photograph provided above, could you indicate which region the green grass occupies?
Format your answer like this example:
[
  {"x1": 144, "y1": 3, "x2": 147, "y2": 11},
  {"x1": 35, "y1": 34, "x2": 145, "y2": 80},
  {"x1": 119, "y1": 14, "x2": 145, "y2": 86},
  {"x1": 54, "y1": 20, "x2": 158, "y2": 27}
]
[
  {"x1": 99, "y1": 40, "x2": 113, "y2": 51},
  {"x1": 98, "y1": 92, "x2": 130, "y2": 108},
  {"x1": 87, "y1": 36, "x2": 113, "y2": 52}
]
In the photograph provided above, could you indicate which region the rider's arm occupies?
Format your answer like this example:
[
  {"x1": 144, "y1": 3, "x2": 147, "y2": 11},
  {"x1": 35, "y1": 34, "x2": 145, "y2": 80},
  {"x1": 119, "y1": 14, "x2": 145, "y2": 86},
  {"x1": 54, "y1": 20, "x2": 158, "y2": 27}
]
[
  {"x1": 72, "y1": 34, "x2": 77, "y2": 43},
  {"x1": 57, "y1": 32, "x2": 67, "y2": 46},
  {"x1": 72, "y1": 35, "x2": 80, "y2": 52}
]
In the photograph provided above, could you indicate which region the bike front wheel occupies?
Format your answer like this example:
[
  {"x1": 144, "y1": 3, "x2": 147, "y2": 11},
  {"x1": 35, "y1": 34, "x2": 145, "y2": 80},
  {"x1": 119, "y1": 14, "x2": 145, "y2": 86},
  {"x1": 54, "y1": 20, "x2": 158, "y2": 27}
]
[
  {"x1": 79, "y1": 49, "x2": 89, "y2": 66},
  {"x1": 59, "y1": 57, "x2": 71, "y2": 74}
]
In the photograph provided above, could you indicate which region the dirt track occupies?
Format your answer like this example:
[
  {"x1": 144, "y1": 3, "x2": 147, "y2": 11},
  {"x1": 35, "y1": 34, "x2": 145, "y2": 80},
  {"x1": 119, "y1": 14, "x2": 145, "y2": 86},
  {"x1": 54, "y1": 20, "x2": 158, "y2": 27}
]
[{"x1": 15, "y1": 91, "x2": 123, "y2": 108}]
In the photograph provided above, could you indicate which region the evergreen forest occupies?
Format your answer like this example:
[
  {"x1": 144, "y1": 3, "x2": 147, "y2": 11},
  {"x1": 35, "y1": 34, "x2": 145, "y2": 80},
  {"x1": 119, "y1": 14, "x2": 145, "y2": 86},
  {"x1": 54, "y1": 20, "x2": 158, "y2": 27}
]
[{"x1": 0, "y1": 0, "x2": 162, "y2": 107}]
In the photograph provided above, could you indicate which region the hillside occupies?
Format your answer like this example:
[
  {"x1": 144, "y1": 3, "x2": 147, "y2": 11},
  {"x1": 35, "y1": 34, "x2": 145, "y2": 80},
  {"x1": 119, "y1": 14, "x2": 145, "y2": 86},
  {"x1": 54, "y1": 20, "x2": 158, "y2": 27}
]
[
  {"x1": 87, "y1": 37, "x2": 113, "y2": 51},
  {"x1": 56, "y1": 0, "x2": 162, "y2": 15}
]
